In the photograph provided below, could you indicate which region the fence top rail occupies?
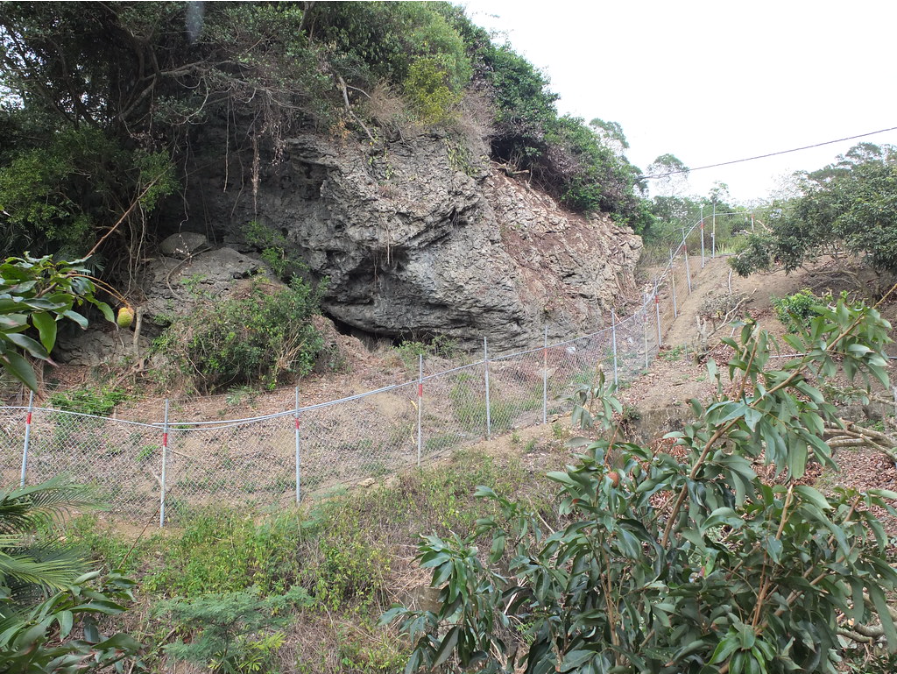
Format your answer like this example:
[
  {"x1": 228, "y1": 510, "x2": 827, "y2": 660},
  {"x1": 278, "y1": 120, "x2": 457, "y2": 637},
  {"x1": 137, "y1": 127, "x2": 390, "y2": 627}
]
[
  {"x1": 24, "y1": 407, "x2": 159, "y2": 429},
  {"x1": 422, "y1": 360, "x2": 484, "y2": 381},
  {"x1": 552, "y1": 326, "x2": 612, "y2": 350}
]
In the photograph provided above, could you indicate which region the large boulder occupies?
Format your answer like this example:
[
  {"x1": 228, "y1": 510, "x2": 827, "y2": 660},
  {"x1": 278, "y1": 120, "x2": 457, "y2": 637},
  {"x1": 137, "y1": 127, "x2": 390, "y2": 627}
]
[
  {"x1": 54, "y1": 247, "x2": 267, "y2": 366},
  {"x1": 172, "y1": 132, "x2": 642, "y2": 350}
]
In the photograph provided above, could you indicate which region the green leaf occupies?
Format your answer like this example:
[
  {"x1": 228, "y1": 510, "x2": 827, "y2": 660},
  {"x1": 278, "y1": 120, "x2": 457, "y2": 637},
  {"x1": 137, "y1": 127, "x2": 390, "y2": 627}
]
[
  {"x1": 0, "y1": 314, "x2": 28, "y2": 330},
  {"x1": 794, "y1": 485, "x2": 832, "y2": 511},
  {"x1": 709, "y1": 635, "x2": 740, "y2": 665},
  {"x1": 61, "y1": 309, "x2": 88, "y2": 329},
  {"x1": 868, "y1": 489, "x2": 897, "y2": 501},
  {"x1": 432, "y1": 625, "x2": 460, "y2": 667},
  {"x1": 3, "y1": 332, "x2": 49, "y2": 359},
  {"x1": 95, "y1": 301, "x2": 114, "y2": 323},
  {"x1": 2, "y1": 352, "x2": 38, "y2": 391},
  {"x1": 787, "y1": 444, "x2": 808, "y2": 479},
  {"x1": 546, "y1": 471, "x2": 575, "y2": 486},
  {"x1": 57, "y1": 610, "x2": 74, "y2": 638},
  {"x1": 848, "y1": 579, "x2": 865, "y2": 624},
  {"x1": 560, "y1": 649, "x2": 595, "y2": 672},
  {"x1": 701, "y1": 507, "x2": 743, "y2": 533},
  {"x1": 93, "y1": 632, "x2": 140, "y2": 653},
  {"x1": 490, "y1": 535, "x2": 506, "y2": 563},
  {"x1": 868, "y1": 582, "x2": 897, "y2": 651},
  {"x1": 30, "y1": 311, "x2": 57, "y2": 353}
]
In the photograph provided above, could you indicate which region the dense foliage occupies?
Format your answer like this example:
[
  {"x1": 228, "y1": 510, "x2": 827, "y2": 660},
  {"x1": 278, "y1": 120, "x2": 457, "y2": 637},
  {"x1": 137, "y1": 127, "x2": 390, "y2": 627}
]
[
  {"x1": 0, "y1": 1, "x2": 651, "y2": 266},
  {"x1": 474, "y1": 43, "x2": 650, "y2": 229},
  {"x1": 731, "y1": 144, "x2": 897, "y2": 277},
  {"x1": 771, "y1": 288, "x2": 837, "y2": 333},
  {"x1": 0, "y1": 255, "x2": 116, "y2": 391},
  {"x1": 151, "y1": 277, "x2": 324, "y2": 392},
  {"x1": 386, "y1": 298, "x2": 897, "y2": 673},
  {"x1": 0, "y1": 481, "x2": 142, "y2": 672}
]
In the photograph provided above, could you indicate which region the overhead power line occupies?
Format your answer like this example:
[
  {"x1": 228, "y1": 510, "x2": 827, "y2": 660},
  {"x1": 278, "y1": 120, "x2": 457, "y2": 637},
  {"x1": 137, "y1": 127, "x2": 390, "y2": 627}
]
[{"x1": 641, "y1": 125, "x2": 897, "y2": 179}]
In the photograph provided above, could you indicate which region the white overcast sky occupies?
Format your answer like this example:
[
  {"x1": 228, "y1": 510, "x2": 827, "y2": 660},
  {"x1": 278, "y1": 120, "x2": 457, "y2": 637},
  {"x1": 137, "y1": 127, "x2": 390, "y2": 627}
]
[{"x1": 462, "y1": 0, "x2": 897, "y2": 203}]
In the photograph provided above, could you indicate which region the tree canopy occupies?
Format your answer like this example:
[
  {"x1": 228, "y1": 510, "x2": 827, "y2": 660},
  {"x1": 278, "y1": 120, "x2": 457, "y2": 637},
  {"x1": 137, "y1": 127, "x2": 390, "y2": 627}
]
[
  {"x1": 0, "y1": 1, "x2": 653, "y2": 265},
  {"x1": 731, "y1": 143, "x2": 897, "y2": 277}
]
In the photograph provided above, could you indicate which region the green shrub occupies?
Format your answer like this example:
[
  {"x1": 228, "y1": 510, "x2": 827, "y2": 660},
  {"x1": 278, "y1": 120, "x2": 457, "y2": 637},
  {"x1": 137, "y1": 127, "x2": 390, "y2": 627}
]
[
  {"x1": 0, "y1": 481, "x2": 143, "y2": 672},
  {"x1": 160, "y1": 587, "x2": 310, "y2": 674},
  {"x1": 403, "y1": 57, "x2": 460, "y2": 125},
  {"x1": 48, "y1": 386, "x2": 129, "y2": 416},
  {"x1": 393, "y1": 334, "x2": 457, "y2": 371},
  {"x1": 242, "y1": 220, "x2": 308, "y2": 281},
  {"x1": 152, "y1": 277, "x2": 324, "y2": 392},
  {"x1": 386, "y1": 296, "x2": 897, "y2": 674},
  {"x1": 145, "y1": 508, "x2": 303, "y2": 596},
  {"x1": 771, "y1": 288, "x2": 834, "y2": 333}
]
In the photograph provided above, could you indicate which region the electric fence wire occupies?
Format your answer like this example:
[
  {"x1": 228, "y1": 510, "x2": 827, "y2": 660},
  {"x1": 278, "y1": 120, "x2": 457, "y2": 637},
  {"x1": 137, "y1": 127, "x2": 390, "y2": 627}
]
[{"x1": 640, "y1": 125, "x2": 897, "y2": 179}]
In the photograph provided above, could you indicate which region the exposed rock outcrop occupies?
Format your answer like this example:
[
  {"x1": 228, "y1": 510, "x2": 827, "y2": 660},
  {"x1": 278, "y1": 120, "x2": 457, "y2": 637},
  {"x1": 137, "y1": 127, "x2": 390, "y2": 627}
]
[
  {"x1": 54, "y1": 248, "x2": 267, "y2": 366},
  {"x1": 171, "y1": 132, "x2": 642, "y2": 350}
]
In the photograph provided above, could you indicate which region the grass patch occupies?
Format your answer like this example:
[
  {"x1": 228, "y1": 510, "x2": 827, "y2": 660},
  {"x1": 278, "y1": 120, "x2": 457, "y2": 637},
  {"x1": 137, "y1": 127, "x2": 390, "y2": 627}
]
[
  {"x1": 51, "y1": 447, "x2": 566, "y2": 673},
  {"x1": 449, "y1": 375, "x2": 540, "y2": 434}
]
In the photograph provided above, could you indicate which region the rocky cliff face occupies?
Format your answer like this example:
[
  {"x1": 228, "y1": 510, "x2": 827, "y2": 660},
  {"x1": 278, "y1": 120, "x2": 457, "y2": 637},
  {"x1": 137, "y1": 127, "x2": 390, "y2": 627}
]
[{"x1": 174, "y1": 131, "x2": 642, "y2": 350}]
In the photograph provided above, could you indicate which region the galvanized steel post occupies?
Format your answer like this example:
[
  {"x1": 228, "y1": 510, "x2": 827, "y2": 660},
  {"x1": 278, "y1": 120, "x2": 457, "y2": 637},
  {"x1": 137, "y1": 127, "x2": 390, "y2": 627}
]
[
  {"x1": 295, "y1": 387, "x2": 301, "y2": 504},
  {"x1": 682, "y1": 228, "x2": 692, "y2": 293},
  {"x1": 417, "y1": 354, "x2": 423, "y2": 466},
  {"x1": 611, "y1": 309, "x2": 618, "y2": 386},
  {"x1": 654, "y1": 280, "x2": 662, "y2": 347},
  {"x1": 669, "y1": 249, "x2": 678, "y2": 318},
  {"x1": 700, "y1": 216, "x2": 706, "y2": 268},
  {"x1": 484, "y1": 337, "x2": 491, "y2": 440},
  {"x1": 160, "y1": 399, "x2": 169, "y2": 528},
  {"x1": 19, "y1": 391, "x2": 34, "y2": 488},
  {"x1": 643, "y1": 294, "x2": 649, "y2": 369},
  {"x1": 542, "y1": 326, "x2": 548, "y2": 425}
]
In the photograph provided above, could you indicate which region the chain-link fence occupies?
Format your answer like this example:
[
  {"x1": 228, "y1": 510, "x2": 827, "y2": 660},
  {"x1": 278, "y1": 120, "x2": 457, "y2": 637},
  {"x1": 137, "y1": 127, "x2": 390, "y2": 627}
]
[{"x1": 2, "y1": 231, "x2": 728, "y2": 525}]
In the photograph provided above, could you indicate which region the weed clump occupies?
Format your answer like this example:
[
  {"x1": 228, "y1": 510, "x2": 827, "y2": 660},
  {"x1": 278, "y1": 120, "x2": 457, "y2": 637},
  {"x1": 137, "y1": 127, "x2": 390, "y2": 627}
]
[{"x1": 152, "y1": 278, "x2": 324, "y2": 392}]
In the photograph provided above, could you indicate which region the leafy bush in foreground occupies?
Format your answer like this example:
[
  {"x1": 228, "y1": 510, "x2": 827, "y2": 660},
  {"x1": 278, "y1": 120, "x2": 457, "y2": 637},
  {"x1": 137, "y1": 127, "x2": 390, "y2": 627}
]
[
  {"x1": 386, "y1": 297, "x2": 897, "y2": 674},
  {"x1": 0, "y1": 480, "x2": 142, "y2": 672}
]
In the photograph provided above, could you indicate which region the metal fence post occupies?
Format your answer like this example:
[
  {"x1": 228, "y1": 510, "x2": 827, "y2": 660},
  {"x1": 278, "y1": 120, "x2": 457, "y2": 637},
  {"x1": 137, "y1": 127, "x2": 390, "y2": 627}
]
[
  {"x1": 159, "y1": 399, "x2": 169, "y2": 528},
  {"x1": 19, "y1": 391, "x2": 34, "y2": 488},
  {"x1": 611, "y1": 309, "x2": 618, "y2": 386},
  {"x1": 542, "y1": 326, "x2": 548, "y2": 425},
  {"x1": 654, "y1": 280, "x2": 662, "y2": 347},
  {"x1": 682, "y1": 228, "x2": 692, "y2": 293},
  {"x1": 417, "y1": 354, "x2": 423, "y2": 466},
  {"x1": 294, "y1": 387, "x2": 301, "y2": 504},
  {"x1": 483, "y1": 337, "x2": 491, "y2": 440},
  {"x1": 643, "y1": 294, "x2": 649, "y2": 369},
  {"x1": 712, "y1": 202, "x2": 717, "y2": 258},
  {"x1": 669, "y1": 249, "x2": 678, "y2": 318},
  {"x1": 700, "y1": 219, "x2": 706, "y2": 268}
]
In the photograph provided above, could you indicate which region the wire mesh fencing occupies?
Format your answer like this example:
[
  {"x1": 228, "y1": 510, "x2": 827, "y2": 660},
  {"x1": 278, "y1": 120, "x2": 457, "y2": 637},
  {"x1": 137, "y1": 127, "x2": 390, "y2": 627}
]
[
  {"x1": 24, "y1": 409, "x2": 161, "y2": 519},
  {"x1": 0, "y1": 249, "x2": 720, "y2": 525}
]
